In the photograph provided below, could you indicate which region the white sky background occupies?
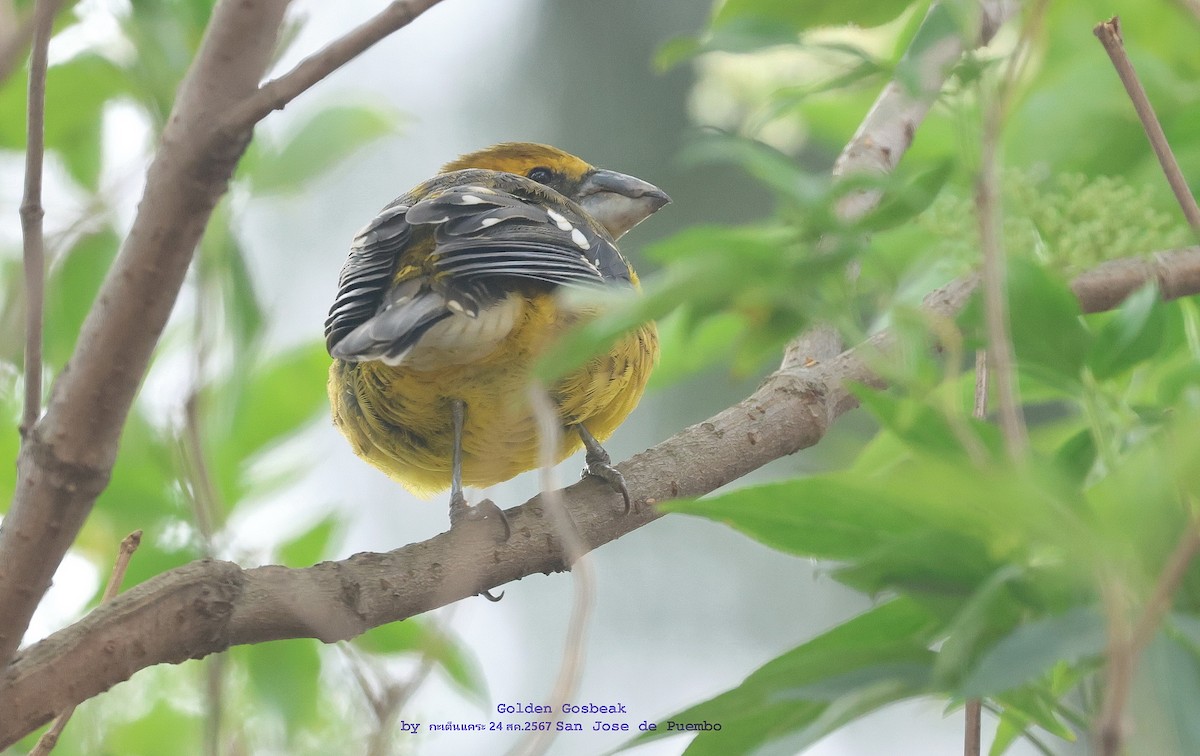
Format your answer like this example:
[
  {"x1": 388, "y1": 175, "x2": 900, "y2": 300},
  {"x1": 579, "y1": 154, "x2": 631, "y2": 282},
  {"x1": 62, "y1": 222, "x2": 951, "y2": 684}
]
[{"x1": 10, "y1": 0, "x2": 1045, "y2": 753}]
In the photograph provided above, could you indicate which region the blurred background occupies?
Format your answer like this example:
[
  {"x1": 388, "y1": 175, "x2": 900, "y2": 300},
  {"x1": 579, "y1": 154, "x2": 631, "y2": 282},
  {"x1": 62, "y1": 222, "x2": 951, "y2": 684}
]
[{"x1": 3, "y1": 0, "x2": 1198, "y2": 753}]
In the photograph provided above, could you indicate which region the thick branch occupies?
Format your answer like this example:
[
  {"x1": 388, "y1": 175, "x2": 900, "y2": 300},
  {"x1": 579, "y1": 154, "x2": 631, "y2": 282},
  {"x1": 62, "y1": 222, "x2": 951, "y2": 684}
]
[
  {"x1": 225, "y1": 0, "x2": 449, "y2": 128},
  {"x1": 832, "y1": 0, "x2": 1018, "y2": 221},
  {"x1": 0, "y1": 0, "x2": 448, "y2": 672},
  {"x1": 0, "y1": 0, "x2": 292, "y2": 670},
  {"x1": 3, "y1": 246, "x2": 1197, "y2": 748}
]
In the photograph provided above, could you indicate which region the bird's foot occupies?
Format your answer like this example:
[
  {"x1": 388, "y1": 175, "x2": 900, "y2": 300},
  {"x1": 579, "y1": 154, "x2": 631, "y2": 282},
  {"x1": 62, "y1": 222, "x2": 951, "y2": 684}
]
[
  {"x1": 449, "y1": 490, "x2": 512, "y2": 542},
  {"x1": 582, "y1": 446, "x2": 634, "y2": 514},
  {"x1": 448, "y1": 490, "x2": 509, "y2": 601}
]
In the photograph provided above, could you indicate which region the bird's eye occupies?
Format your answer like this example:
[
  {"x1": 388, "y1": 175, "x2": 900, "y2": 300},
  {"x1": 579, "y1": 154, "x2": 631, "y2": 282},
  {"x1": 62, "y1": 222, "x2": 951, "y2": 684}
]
[{"x1": 526, "y1": 167, "x2": 554, "y2": 184}]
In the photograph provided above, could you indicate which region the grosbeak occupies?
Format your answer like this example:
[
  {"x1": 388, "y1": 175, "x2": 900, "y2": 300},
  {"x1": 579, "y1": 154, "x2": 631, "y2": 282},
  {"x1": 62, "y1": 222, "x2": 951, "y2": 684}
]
[{"x1": 325, "y1": 143, "x2": 668, "y2": 534}]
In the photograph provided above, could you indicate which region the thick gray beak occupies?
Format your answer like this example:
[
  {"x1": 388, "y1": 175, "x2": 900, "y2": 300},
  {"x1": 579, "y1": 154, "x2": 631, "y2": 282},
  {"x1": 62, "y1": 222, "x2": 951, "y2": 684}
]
[{"x1": 576, "y1": 168, "x2": 670, "y2": 239}]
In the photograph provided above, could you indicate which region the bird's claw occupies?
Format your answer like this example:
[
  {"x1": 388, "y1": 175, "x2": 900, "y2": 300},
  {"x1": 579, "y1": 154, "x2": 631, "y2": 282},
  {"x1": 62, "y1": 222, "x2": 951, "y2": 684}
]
[
  {"x1": 449, "y1": 491, "x2": 512, "y2": 542},
  {"x1": 582, "y1": 448, "x2": 634, "y2": 514}
]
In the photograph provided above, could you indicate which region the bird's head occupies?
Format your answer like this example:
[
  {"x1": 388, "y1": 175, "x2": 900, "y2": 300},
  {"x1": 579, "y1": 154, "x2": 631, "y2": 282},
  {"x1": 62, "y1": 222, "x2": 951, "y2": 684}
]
[{"x1": 442, "y1": 142, "x2": 670, "y2": 239}]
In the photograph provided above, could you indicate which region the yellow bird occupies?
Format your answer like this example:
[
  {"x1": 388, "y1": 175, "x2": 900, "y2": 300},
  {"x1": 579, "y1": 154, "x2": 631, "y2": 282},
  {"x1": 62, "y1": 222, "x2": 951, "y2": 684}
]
[{"x1": 325, "y1": 143, "x2": 668, "y2": 533}]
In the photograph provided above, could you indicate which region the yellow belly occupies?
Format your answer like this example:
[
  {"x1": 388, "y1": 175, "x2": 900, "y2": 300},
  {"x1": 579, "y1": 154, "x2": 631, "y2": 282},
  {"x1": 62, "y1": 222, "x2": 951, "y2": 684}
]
[{"x1": 328, "y1": 293, "x2": 658, "y2": 496}]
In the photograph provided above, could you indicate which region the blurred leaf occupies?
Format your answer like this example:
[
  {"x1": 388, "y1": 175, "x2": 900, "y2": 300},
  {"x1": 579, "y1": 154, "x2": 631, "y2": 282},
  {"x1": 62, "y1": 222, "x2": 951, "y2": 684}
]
[
  {"x1": 241, "y1": 638, "x2": 321, "y2": 730},
  {"x1": 44, "y1": 229, "x2": 119, "y2": 368},
  {"x1": 932, "y1": 565, "x2": 1022, "y2": 687},
  {"x1": 628, "y1": 598, "x2": 939, "y2": 754},
  {"x1": 0, "y1": 54, "x2": 129, "y2": 188},
  {"x1": 278, "y1": 515, "x2": 338, "y2": 567},
  {"x1": 105, "y1": 697, "x2": 202, "y2": 756},
  {"x1": 247, "y1": 105, "x2": 401, "y2": 195},
  {"x1": 1004, "y1": 258, "x2": 1091, "y2": 390},
  {"x1": 962, "y1": 607, "x2": 1106, "y2": 697},
  {"x1": 1127, "y1": 632, "x2": 1200, "y2": 755},
  {"x1": 355, "y1": 619, "x2": 487, "y2": 702},
  {"x1": 1087, "y1": 283, "x2": 1166, "y2": 379},
  {"x1": 858, "y1": 159, "x2": 953, "y2": 232},
  {"x1": 1052, "y1": 428, "x2": 1096, "y2": 486},
  {"x1": 714, "y1": 0, "x2": 917, "y2": 33},
  {"x1": 216, "y1": 341, "x2": 330, "y2": 471},
  {"x1": 648, "y1": 310, "x2": 746, "y2": 388}
]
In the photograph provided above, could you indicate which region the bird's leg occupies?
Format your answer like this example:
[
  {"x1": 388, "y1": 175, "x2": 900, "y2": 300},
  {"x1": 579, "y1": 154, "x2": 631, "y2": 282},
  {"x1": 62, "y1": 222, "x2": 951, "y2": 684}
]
[
  {"x1": 448, "y1": 398, "x2": 511, "y2": 543},
  {"x1": 576, "y1": 423, "x2": 633, "y2": 513}
]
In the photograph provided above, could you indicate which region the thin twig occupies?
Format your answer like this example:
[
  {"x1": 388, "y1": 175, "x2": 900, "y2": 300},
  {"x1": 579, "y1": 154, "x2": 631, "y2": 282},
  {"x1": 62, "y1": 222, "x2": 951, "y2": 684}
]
[
  {"x1": 224, "y1": 0, "x2": 447, "y2": 129},
  {"x1": 964, "y1": 348, "x2": 988, "y2": 756},
  {"x1": 17, "y1": 0, "x2": 60, "y2": 436},
  {"x1": 1096, "y1": 515, "x2": 1200, "y2": 755},
  {"x1": 29, "y1": 530, "x2": 142, "y2": 756},
  {"x1": 507, "y1": 387, "x2": 596, "y2": 756},
  {"x1": 975, "y1": 0, "x2": 1049, "y2": 460},
  {"x1": 1094, "y1": 17, "x2": 1200, "y2": 237}
]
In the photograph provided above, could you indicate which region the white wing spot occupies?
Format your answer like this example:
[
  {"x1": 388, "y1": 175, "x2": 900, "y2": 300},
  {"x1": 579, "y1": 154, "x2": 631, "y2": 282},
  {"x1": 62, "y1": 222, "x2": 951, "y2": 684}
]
[
  {"x1": 460, "y1": 194, "x2": 486, "y2": 205},
  {"x1": 480, "y1": 217, "x2": 501, "y2": 227},
  {"x1": 546, "y1": 209, "x2": 574, "y2": 231},
  {"x1": 571, "y1": 228, "x2": 591, "y2": 250}
]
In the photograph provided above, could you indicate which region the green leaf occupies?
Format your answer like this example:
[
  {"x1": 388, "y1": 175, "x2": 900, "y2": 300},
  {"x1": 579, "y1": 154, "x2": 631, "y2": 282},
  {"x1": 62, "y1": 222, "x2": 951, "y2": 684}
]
[
  {"x1": 1052, "y1": 428, "x2": 1096, "y2": 485},
  {"x1": 1004, "y1": 258, "x2": 1091, "y2": 390},
  {"x1": 1127, "y1": 632, "x2": 1200, "y2": 755},
  {"x1": 932, "y1": 565, "x2": 1023, "y2": 687},
  {"x1": 628, "y1": 599, "x2": 940, "y2": 754},
  {"x1": 355, "y1": 619, "x2": 487, "y2": 702},
  {"x1": 858, "y1": 159, "x2": 954, "y2": 232},
  {"x1": 1087, "y1": 283, "x2": 1166, "y2": 379},
  {"x1": 248, "y1": 106, "x2": 401, "y2": 195},
  {"x1": 662, "y1": 477, "x2": 927, "y2": 562},
  {"x1": 962, "y1": 607, "x2": 1107, "y2": 697},
  {"x1": 240, "y1": 638, "x2": 322, "y2": 730},
  {"x1": 714, "y1": 0, "x2": 917, "y2": 33},
  {"x1": 105, "y1": 698, "x2": 202, "y2": 756},
  {"x1": 219, "y1": 341, "x2": 330, "y2": 467},
  {"x1": 278, "y1": 516, "x2": 338, "y2": 567},
  {"x1": 0, "y1": 54, "x2": 130, "y2": 189},
  {"x1": 44, "y1": 229, "x2": 119, "y2": 368}
]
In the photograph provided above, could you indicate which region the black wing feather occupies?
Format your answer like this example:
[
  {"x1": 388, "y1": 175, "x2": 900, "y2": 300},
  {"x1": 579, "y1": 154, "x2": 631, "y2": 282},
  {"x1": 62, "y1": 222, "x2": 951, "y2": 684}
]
[{"x1": 326, "y1": 173, "x2": 630, "y2": 364}]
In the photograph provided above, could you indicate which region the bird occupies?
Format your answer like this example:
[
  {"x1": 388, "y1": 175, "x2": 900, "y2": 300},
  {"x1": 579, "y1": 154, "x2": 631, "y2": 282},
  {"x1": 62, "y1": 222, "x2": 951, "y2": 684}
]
[{"x1": 324, "y1": 142, "x2": 669, "y2": 535}]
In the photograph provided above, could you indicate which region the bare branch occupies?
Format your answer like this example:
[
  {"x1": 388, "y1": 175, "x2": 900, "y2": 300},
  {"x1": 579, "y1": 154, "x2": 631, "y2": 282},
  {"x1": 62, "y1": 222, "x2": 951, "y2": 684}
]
[
  {"x1": 1097, "y1": 514, "x2": 1200, "y2": 755},
  {"x1": 18, "y1": 0, "x2": 61, "y2": 436},
  {"x1": 832, "y1": 0, "x2": 1019, "y2": 220},
  {"x1": 0, "y1": 0, "x2": 292, "y2": 671},
  {"x1": 224, "y1": 0, "x2": 448, "y2": 129},
  {"x1": 975, "y1": 0, "x2": 1049, "y2": 460},
  {"x1": 1094, "y1": 17, "x2": 1200, "y2": 237},
  {"x1": 964, "y1": 349, "x2": 988, "y2": 756},
  {"x1": 2, "y1": 245, "x2": 1198, "y2": 749},
  {"x1": 28, "y1": 530, "x2": 141, "y2": 756}
]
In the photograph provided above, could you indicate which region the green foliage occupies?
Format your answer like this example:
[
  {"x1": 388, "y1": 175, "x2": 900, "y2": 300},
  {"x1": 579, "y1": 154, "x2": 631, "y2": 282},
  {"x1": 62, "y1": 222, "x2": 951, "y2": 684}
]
[{"x1": 654, "y1": 278, "x2": 1200, "y2": 752}]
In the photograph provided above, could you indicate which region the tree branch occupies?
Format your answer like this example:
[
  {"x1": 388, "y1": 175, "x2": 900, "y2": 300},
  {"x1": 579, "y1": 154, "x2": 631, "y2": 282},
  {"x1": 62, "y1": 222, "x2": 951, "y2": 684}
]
[
  {"x1": 1093, "y1": 17, "x2": 1200, "y2": 236},
  {"x1": 0, "y1": 0, "x2": 293, "y2": 671},
  {"x1": 223, "y1": 0, "x2": 449, "y2": 129},
  {"x1": 0, "y1": 0, "x2": 449, "y2": 673},
  {"x1": 2, "y1": 245, "x2": 1198, "y2": 748},
  {"x1": 18, "y1": 0, "x2": 60, "y2": 436},
  {"x1": 831, "y1": 0, "x2": 1019, "y2": 221}
]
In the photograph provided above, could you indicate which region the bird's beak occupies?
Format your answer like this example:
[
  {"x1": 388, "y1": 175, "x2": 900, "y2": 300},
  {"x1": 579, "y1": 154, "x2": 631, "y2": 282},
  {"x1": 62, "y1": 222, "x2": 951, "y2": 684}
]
[{"x1": 576, "y1": 169, "x2": 671, "y2": 239}]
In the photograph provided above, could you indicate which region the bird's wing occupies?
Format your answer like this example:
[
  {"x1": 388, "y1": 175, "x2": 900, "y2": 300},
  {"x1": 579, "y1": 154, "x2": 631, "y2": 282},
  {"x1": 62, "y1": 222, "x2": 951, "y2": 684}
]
[{"x1": 325, "y1": 178, "x2": 627, "y2": 365}]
